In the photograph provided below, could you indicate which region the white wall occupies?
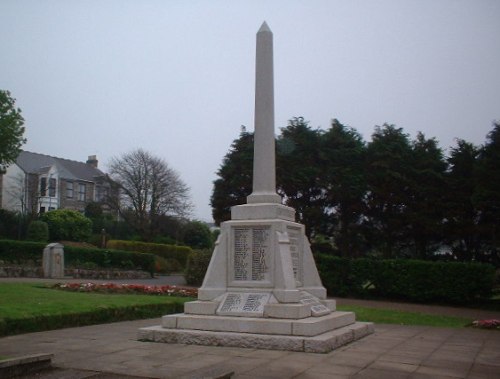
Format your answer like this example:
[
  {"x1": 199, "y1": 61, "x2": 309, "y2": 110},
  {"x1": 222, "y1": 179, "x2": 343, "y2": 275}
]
[{"x1": 1, "y1": 163, "x2": 26, "y2": 212}]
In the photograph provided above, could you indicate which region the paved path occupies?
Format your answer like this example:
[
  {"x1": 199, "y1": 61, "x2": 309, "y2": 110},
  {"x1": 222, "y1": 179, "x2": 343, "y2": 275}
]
[{"x1": 0, "y1": 318, "x2": 499, "y2": 378}]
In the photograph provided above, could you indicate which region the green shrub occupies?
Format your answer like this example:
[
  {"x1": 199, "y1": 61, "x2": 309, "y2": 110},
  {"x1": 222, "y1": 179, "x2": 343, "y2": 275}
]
[
  {"x1": 107, "y1": 240, "x2": 192, "y2": 268},
  {"x1": 184, "y1": 249, "x2": 212, "y2": 286},
  {"x1": 154, "y1": 256, "x2": 183, "y2": 274},
  {"x1": 315, "y1": 254, "x2": 496, "y2": 304},
  {"x1": 40, "y1": 209, "x2": 92, "y2": 242},
  {"x1": 26, "y1": 221, "x2": 49, "y2": 242},
  {"x1": 181, "y1": 221, "x2": 213, "y2": 249},
  {"x1": 0, "y1": 209, "x2": 19, "y2": 239}
]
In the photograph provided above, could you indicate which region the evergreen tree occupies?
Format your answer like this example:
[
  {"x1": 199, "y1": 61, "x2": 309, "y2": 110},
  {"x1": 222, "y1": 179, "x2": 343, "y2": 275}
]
[
  {"x1": 445, "y1": 140, "x2": 481, "y2": 261},
  {"x1": 475, "y1": 122, "x2": 500, "y2": 265},
  {"x1": 320, "y1": 119, "x2": 366, "y2": 257},
  {"x1": 407, "y1": 132, "x2": 448, "y2": 259},
  {"x1": 210, "y1": 131, "x2": 253, "y2": 225},
  {"x1": 277, "y1": 117, "x2": 325, "y2": 237},
  {"x1": 364, "y1": 124, "x2": 414, "y2": 258}
]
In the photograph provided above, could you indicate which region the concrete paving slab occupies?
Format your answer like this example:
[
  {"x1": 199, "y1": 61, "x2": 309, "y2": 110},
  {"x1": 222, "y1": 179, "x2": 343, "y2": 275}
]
[{"x1": 1, "y1": 318, "x2": 500, "y2": 378}]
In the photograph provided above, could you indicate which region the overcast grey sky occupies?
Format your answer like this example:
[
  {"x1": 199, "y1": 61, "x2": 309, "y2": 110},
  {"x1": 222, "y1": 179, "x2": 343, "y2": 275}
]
[{"x1": 1, "y1": 0, "x2": 499, "y2": 221}]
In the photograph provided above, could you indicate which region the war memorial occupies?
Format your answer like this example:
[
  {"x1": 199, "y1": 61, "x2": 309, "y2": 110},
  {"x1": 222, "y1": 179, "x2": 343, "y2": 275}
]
[{"x1": 138, "y1": 22, "x2": 373, "y2": 353}]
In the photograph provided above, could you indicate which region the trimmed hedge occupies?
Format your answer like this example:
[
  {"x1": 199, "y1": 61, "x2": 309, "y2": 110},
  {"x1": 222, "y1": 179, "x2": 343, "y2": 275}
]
[
  {"x1": 0, "y1": 240, "x2": 46, "y2": 263},
  {"x1": 315, "y1": 255, "x2": 496, "y2": 304},
  {"x1": 0, "y1": 301, "x2": 185, "y2": 337},
  {"x1": 0, "y1": 239, "x2": 155, "y2": 275},
  {"x1": 64, "y1": 246, "x2": 155, "y2": 276},
  {"x1": 107, "y1": 240, "x2": 192, "y2": 268}
]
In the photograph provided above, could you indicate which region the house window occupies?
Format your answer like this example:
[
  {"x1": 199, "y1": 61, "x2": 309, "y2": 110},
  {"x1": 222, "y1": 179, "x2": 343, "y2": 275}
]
[
  {"x1": 49, "y1": 178, "x2": 56, "y2": 197},
  {"x1": 78, "y1": 184, "x2": 86, "y2": 201},
  {"x1": 40, "y1": 177, "x2": 47, "y2": 196},
  {"x1": 66, "y1": 182, "x2": 74, "y2": 198},
  {"x1": 96, "y1": 186, "x2": 108, "y2": 202},
  {"x1": 40, "y1": 206, "x2": 46, "y2": 213}
]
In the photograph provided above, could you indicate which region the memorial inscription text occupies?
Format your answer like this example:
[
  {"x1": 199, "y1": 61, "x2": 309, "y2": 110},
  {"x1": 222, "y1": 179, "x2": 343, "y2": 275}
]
[{"x1": 233, "y1": 226, "x2": 271, "y2": 282}]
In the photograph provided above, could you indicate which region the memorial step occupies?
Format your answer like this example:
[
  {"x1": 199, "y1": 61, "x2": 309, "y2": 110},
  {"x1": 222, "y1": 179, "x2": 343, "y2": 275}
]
[
  {"x1": 138, "y1": 321, "x2": 374, "y2": 353},
  {"x1": 161, "y1": 311, "x2": 355, "y2": 337}
]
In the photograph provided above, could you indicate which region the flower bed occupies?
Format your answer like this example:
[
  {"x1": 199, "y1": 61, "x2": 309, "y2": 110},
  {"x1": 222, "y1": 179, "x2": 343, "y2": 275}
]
[
  {"x1": 471, "y1": 319, "x2": 500, "y2": 330},
  {"x1": 53, "y1": 282, "x2": 198, "y2": 298}
]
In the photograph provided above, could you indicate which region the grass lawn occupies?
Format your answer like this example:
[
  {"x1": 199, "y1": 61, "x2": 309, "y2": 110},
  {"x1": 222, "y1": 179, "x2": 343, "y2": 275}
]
[
  {"x1": 0, "y1": 283, "x2": 190, "y2": 319},
  {"x1": 0, "y1": 282, "x2": 190, "y2": 336},
  {"x1": 337, "y1": 305, "x2": 472, "y2": 328},
  {"x1": 0, "y1": 282, "x2": 477, "y2": 336}
]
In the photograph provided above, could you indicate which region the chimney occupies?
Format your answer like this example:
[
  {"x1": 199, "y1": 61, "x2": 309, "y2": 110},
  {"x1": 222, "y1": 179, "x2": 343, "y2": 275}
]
[{"x1": 86, "y1": 155, "x2": 98, "y2": 168}]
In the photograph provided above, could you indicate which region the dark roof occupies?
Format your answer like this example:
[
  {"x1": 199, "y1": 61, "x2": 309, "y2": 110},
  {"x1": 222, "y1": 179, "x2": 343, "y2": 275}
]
[{"x1": 16, "y1": 151, "x2": 106, "y2": 182}]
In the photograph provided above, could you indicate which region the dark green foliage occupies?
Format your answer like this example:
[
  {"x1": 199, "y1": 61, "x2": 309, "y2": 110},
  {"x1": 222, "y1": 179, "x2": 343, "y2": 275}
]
[
  {"x1": 0, "y1": 90, "x2": 26, "y2": 166},
  {"x1": 0, "y1": 209, "x2": 19, "y2": 239},
  {"x1": 182, "y1": 221, "x2": 213, "y2": 249},
  {"x1": 370, "y1": 260, "x2": 495, "y2": 303},
  {"x1": 212, "y1": 118, "x2": 500, "y2": 265},
  {"x1": 64, "y1": 246, "x2": 155, "y2": 275},
  {"x1": 445, "y1": 140, "x2": 481, "y2": 261},
  {"x1": 0, "y1": 239, "x2": 155, "y2": 275},
  {"x1": 0, "y1": 239, "x2": 46, "y2": 264},
  {"x1": 40, "y1": 209, "x2": 92, "y2": 242},
  {"x1": 475, "y1": 122, "x2": 500, "y2": 266},
  {"x1": 314, "y1": 255, "x2": 372, "y2": 297},
  {"x1": 26, "y1": 221, "x2": 49, "y2": 242},
  {"x1": 211, "y1": 131, "x2": 254, "y2": 224},
  {"x1": 315, "y1": 254, "x2": 495, "y2": 304},
  {"x1": 184, "y1": 249, "x2": 212, "y2": 286},
  {"x1": 0, "y1": 301, "x2": 184, "y2": 337},
  {"x1": 107, "y1": 240, "x2": 192, "y2": 268},
  {"x1": 278, "y1": 117, "x2": 326, "y2": 237},
  {"x1": 364, "y1": 124, "x2": 414, "y2": 258},
  {"x1": 320, "y1": 119, "x2": 367, "y2": 255}
]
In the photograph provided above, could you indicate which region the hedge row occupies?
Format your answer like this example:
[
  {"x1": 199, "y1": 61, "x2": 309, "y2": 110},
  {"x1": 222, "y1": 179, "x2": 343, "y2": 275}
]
[
  {"x1": 0, "y1": 301, "x2": 185, "y2": 337},
  {"x1": 0, "y1": 240, "x2": 46, "y2": 263},
  {"x1": 107, "y1": 240, "x2": 192, "y2": 268},
  {"x1": 315, "y1": 255, "x2": 496, "y2": 304},
  {"x1": 180, "y1": 249, "x2": 495, "y2": 305},
  {"x1": 0, "y1": 239, "x2": 155, "y2": 275}
]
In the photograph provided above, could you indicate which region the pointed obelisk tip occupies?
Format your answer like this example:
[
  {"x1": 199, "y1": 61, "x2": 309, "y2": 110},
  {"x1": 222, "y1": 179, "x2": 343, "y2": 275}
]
[{"x1": 258, "y1": 21, "x2": 271, "y2": 33}]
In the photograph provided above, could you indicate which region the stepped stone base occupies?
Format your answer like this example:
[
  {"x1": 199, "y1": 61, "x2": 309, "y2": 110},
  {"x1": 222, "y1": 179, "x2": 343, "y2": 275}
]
[
  {"x1": 138, "y1": 320, "x2": 374, "y2": 353},
  {"x1": 138, "y1": 310, "x2": 374, "y2": 353}
]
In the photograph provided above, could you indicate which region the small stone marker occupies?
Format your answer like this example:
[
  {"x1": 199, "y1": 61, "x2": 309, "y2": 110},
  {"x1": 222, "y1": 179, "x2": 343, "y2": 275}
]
[{"x1": 42, "y1": 243, "x2": 64, "y2": 278}]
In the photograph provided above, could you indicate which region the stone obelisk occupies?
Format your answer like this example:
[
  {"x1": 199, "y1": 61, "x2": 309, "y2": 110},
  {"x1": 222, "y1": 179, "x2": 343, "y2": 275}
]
[
  {"x1": 247, "y1": 21, "x2": 281, "y2": 205},
  {"x1": 139, "y1": 22, "x2": 373, "y2": 353}
]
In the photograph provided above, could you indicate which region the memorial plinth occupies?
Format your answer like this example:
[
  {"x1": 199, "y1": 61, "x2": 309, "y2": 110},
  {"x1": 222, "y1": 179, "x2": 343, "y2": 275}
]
[
  {"x1": 139, "y1": 202, "x2": 373, "y2": 352},
  {"x1": 138, "y1": 22, "x2": 373, "y2": 352}
]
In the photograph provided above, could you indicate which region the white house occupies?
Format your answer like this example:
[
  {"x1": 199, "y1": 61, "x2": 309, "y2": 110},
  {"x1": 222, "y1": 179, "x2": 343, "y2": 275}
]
[{"x1": 0, "y1": 151, "x2": 110, "y2": 215}]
